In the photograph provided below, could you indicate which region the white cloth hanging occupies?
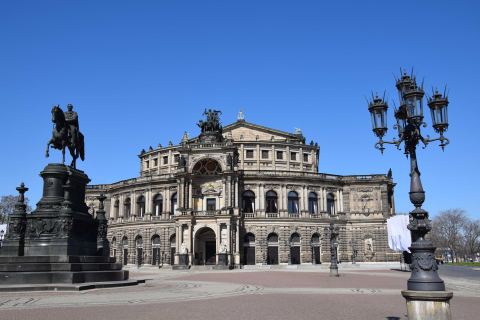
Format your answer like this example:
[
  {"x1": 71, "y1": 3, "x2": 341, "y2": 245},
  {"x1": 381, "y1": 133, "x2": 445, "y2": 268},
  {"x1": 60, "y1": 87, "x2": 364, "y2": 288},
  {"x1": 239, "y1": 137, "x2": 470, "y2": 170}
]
[{"x1": 387, "y1": 215, "x2": 411, "y2": 252}]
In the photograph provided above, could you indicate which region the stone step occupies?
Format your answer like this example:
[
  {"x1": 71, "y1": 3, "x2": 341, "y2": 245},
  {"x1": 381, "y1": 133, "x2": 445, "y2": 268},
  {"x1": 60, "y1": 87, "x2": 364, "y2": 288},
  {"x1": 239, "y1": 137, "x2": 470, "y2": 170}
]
[
  {"x1": 0, "y1": 270, "x2": 129, "y2": 285},
  {"x1": 0, "y1": 279, "x2": 146, "y2": 292},
  {"x1": 0, "y1": 255, "x2": 116, "y2": 264},
  {"x1": 0, "y1": 262, "x2": 123, "y2": 272}
]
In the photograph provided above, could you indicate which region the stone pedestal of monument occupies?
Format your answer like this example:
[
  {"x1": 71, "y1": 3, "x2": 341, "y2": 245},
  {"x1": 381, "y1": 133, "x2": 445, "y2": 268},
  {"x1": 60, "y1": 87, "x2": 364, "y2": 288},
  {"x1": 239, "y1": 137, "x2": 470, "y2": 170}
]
[
  {"x1": 402, "y1": 290, "x2": 453, "y2": 320},
  {"x1": 0, "y1": 164, "x2": 142, "y2": 291},
  {"x1": 172, "y1": 253, "x2": 189, "y2": 270},
  {"x1": 213, "y1": 253, "x2": 232, "y2": 270}
]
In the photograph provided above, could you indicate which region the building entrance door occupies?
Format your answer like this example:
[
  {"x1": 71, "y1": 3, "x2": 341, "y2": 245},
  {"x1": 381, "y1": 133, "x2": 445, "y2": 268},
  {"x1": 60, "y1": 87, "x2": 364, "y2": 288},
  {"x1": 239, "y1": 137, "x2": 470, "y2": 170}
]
[
  {"x1": 267, "y1": 246, "x2": 278, "y2": 265},
  {"x1": 123, "y1": 249, "x2": 128, "y2": 265},
  {"x1": 195, "y1": 227, "x2": 217, "y2": 265},
  {"x1": 205, "y1": 241, "x2": 216, "y2": 265},
  {"x1": 290, "y1": 246, "x2": 300, "y2": 264},
  {"x1": 137, "y1": 248, "x2": 143, "y2": 266},
  {"x1": 313, "y1": 246, "x2": 321, "y2": 264},
  {"x1": 243, "y1": 247, "x2": 255, "y2": 265}
]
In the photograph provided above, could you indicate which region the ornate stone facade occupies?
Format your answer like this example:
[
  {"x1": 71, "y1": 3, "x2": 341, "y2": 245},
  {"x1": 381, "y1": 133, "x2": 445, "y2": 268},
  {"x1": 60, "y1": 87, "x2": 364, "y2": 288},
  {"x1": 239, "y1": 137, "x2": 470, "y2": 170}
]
[{"x1": 86, "y1": 113, "x2": 398, "y2": 267}]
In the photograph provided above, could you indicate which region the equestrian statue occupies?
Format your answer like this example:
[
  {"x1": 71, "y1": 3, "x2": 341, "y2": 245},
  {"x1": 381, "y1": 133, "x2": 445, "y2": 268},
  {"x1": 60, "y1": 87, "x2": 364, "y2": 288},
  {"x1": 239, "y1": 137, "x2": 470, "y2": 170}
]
[{"x1": 46, "y1": 104, "x2": 85, "y2": 168}]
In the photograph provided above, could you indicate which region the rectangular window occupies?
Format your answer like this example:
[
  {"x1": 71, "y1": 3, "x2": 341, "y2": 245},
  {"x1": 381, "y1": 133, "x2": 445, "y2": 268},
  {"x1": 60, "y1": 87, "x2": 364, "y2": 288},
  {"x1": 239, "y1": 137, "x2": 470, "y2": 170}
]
[
  {"x1": 153, "y1": 158, "x2": 158, "y2": 166},
  {"x1": 261, "y1": 150, "x2": 269, "y2": 159},
  {"x1": 303, "y1": 153, "x2": 309, "y2": 162},
  {"x1": 206, "y1": 198, "x2": 216, "y2": 211},
  {"x1": 145, "y1": 160, "x2": 150, "y2": 169},
  {"x1": 246, "y1": 150, "x2": 254, "y2": 158},
  {"x1": 290, "y1": 152, "x2": 297, "y2": 161},
  {"x1": 174, "y1": 154, "x2": 180, "y2": 163},
  {"x1": 276, "y1": 151, "x2": 283, "y2": 160},
  {"x1": 163, "y1": 156, "x2": 168, "y2": 164}
]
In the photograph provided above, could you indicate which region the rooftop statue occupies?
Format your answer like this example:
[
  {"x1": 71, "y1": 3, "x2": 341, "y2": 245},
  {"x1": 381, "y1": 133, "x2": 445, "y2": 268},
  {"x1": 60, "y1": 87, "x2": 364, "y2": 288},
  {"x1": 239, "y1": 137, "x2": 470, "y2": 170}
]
[
  {"x1": 197, "y1": 108, "x2": 222, "y2": 134},
  {"x1": 46, "y1": 104, "x2": 85, "y2": 168}
]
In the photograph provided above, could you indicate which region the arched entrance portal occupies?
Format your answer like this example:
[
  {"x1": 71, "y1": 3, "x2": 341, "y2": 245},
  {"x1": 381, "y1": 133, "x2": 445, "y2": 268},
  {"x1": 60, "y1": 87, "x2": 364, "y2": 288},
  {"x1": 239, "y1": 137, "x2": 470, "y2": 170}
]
[
  {"x1": 195, "y1": 227, "x2": 216, "y2": 265},
  {"x1": 267, "y1": 233, "x2": 279, "y2": 265},
  {"x1": 290, "y1": 233, "x2": 301, "y2": 265}
]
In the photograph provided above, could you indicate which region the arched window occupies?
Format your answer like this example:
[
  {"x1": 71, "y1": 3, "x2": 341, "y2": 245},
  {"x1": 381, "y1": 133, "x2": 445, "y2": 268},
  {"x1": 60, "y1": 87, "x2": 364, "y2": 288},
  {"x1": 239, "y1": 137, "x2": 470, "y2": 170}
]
[
  {"x1": 153, "y1": 194, "x2": 163, "y2": 216},
  {"x1": 290, "y1": 233, "x2": 301, "y2": 245},
  {"x1": 327, "y1": 193, "x2": 335, "y2": 215},
  {"x1": 124, "y1": 198, "x2": 131, "y2": 218},
  {"x1": 242, "y1": 191, "x2": 255, "y2": 213},
  {"x1": 192, "y1": 158, "x2": 222, "y2": 175},
  {"x1": 267, "y1": 233, "x2": 279, "y2": 245},
  {"x1": 114, "y1": 199, "x2": 119, "y2": 218},
  {"x1": 308, "y1": 192, "x2": 318, "y2": 214},
  {"x1": 171, "y1": 193, "x2": 177, "y2": 214},
  {"x1": 266, "y1": 191, "x2": 278, "y2": 213},
  {"x1": 136, "y1": 195, "x2": 145, "y2": 217},
  {"x1": 311, "y1": 233, "x2": 320, "y2": 245},
  {"x1": 244, "y1": 233, "x2": 256, "y2": 245},
  {"x1": 288, "y1": 191, "x2": 299, "y2": 214}
]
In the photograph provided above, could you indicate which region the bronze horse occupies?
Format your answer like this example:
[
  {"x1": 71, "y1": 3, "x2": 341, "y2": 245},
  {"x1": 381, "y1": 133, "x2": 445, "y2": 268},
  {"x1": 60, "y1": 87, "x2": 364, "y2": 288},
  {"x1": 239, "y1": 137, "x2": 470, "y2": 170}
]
[{"x1": 46, "y1": 105, "x2": 85, "y2": 168}]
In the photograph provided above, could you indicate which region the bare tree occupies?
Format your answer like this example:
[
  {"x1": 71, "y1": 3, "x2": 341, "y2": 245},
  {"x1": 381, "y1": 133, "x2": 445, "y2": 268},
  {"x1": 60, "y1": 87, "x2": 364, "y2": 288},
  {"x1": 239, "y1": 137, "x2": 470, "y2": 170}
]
[
  {"x1": 0, "y1": 195, "x2": 32, "y2": 224},
  {"x1": 432, "y1": 209, "x2": 468, "y2": 262},
  {"x1": 463, "y1": 219, "x2": 480, "y2": 261}
]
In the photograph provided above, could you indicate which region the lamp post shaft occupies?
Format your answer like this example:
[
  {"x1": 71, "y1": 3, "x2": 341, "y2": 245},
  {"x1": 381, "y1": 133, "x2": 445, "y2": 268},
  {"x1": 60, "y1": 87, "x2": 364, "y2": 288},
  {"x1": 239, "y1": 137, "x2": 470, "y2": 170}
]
[{"x1": 405, "y1": 138, "x2": 445, "y2": 291}]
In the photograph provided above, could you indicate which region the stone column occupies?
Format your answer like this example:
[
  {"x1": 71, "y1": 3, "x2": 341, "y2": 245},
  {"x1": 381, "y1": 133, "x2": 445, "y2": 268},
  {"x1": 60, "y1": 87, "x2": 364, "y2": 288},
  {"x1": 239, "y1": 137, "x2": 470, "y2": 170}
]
[
  {"x1": 188, "y1": 180, "x2": 193, "y2": 209},
  {"x1": 234, "y1": 178, "x2": 239, "y2": 207}
]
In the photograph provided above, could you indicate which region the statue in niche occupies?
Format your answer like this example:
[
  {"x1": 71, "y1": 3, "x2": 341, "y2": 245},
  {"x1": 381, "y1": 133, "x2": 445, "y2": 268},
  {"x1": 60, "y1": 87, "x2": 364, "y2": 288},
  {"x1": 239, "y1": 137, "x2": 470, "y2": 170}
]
[
  {"x1": 219, "y1": 241, "x2": 228, "y2": 254},
  {"x1": 180, "y1": 242, "x2": 188, "y2": 254}
]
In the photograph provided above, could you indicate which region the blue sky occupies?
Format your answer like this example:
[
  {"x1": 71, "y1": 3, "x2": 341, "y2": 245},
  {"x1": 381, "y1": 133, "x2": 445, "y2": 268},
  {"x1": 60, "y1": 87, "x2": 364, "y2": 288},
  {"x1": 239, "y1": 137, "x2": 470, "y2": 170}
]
[{"x1": 1, "y1": 1, "x2": 479, "y2": 218}]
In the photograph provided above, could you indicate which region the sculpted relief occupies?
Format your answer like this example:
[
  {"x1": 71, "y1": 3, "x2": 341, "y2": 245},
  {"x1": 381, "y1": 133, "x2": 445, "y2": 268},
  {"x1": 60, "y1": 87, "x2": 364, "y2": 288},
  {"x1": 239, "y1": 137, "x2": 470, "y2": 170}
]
[{"x1": 350, "y1": 187, "x2": 381, "y2": 214}]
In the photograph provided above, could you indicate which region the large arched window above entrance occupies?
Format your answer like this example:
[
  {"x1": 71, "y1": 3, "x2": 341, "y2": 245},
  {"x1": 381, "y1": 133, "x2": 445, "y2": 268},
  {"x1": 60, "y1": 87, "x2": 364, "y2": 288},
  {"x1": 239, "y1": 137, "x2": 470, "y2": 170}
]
[
  {"x1": 265, "y1": 191, "x2": 278, "y2": 213},
  {"x1": 308, "y1": 192, "x2": 318, "y2": 214},
  {"x1": 192, "y1": 158, "x2": 222, "y2": 175},
  {"x1": 288, "y1": 191, "x2": 299, "y2": 214},
  {"x1": 242, "y1": 191, "x2": 255, "y2": 213}
]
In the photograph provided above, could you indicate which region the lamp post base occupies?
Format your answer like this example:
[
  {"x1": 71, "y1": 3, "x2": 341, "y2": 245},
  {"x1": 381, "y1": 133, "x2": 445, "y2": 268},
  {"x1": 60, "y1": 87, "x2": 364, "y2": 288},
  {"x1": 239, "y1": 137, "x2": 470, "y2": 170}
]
[
  {"x1": 329, "y1": 266, "x2": 339, "y2": 277},
  {"x1": 401, "y1": 290, "x2": 453, "y2": 320}
]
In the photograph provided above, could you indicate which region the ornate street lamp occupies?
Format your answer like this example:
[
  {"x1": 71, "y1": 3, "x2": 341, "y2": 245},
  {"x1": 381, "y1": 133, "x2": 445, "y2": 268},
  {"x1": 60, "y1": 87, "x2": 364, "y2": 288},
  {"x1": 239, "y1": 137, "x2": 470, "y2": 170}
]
[
  {"x1": 329, "y1": 223, "x2": 339, "y2": 277},
  {"x1": 367, "y1": 70, "x2": 452, "y2": 318}
]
